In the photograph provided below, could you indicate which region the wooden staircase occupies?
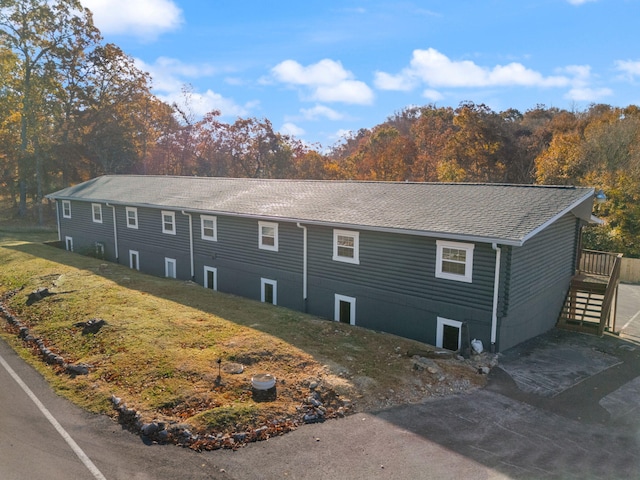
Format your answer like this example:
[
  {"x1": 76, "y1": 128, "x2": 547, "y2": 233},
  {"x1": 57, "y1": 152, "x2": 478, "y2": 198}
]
[{"x1": 557, "y1": 250, "x2": 623, "y2": 336}]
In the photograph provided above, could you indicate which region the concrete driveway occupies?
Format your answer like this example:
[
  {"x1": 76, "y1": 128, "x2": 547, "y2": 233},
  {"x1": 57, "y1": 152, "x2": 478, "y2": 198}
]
[{"x1": 214, "y1": 283, "x2": 640, "y2": 479}]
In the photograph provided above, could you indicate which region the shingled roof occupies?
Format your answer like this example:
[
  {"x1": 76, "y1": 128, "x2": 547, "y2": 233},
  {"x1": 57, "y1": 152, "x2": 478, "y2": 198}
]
[{"x1": 46, "y1": 175, "x2": 595, "y2": 246}]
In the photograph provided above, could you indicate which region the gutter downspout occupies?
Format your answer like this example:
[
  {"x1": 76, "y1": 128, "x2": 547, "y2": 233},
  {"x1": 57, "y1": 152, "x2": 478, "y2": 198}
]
[
  {"x1": 182, "y1": 211, "x2": 195, "y2": 280},
  {"x1": 106, "y1": 203, "x2": 118, "y2": 262},
  {"x1": 491, "y1": 243, "x2": 502, "y2": 353},
  {"x1": 296, "y1": 222, "x2": 308, "y2": 312},
  {"x1": 54, "y1": 200, "x2": 61, "y2": 242}
]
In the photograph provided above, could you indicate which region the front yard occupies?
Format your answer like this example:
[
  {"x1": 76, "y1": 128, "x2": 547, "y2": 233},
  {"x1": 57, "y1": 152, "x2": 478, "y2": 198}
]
[{"x1": 0, "y1": 229, "x2": 489, "y2": 450}]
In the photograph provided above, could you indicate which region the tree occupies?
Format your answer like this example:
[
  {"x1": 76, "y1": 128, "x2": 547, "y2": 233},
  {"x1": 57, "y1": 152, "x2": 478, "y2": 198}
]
[{"x1": 0, "y1": 0, "x2": 99, "y2": 219}]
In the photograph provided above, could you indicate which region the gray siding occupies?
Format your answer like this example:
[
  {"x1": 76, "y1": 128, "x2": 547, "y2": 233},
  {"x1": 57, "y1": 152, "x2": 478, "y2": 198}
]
[
  {"x1": 56, "y1": 200, "x2": 115, "y2": 259},
  {"x1": 305, "y1": 226, "x2": 496, "y2": 345},
  {"x1": 54, "y1": 199, "x2": 581, "y2": 351},
  {"x1": 498, "y1": 213, "x2": 579, "y2": 350}
]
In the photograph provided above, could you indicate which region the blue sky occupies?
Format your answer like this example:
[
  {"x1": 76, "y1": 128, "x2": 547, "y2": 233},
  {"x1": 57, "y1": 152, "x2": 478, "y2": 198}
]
[{"x1": 82, "y1": 0, "x2": 640, "y2": 149}]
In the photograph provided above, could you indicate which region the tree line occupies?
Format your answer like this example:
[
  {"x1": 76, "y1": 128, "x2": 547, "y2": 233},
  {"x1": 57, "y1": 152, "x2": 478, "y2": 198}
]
[{"x1": 1, "y1": 0, "x2": 638, "y2": 256}]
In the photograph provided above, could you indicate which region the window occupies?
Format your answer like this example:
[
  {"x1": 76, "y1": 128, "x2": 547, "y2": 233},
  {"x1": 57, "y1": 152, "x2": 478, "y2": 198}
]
[
  {"x1": 65, "y1": 236, "x2": 73, "y2": 252},
  {"x1": 201, "y1": 215, "x2": 217, "y2": 241},
  {"x1": 95, "y1": 242, "x2": 105, "y2": 258},
  {"x1": 333, "y1": 229, "x2": 359, "y2": 264},
  {"x1": 165, "y1": 257, "x2": 176, "y2": 278},
  {"x1": 129, "y1": 250, "x2": 139, "y2": 270},
  {"x1": 204, "y1": 266, "x2": 217, "y2": 290},
  {"x1": 334, "y1": 294, "x2": 356, "y2": 325},
  {"x1": 436, "y1": 317, "x2": 463, "y2": 352},
  {"x1": 436, "y1": 240, "x2": 474, "y2": 283},
  {"x1": 126, "y1": 207, "x2": 138, "y2": 229},
  {"x1": 258, "y1": 221, "x2": 278, "y2": 251},
  {"x1": 261, "y1": 278, "x2": 277, "y2": 305},
  {"x1": 62, "y1": 200, "x2": 71, "y2": 219},
  {"x1": 162, "y1": 210, "x2": 176, "y2": 234},
  {"x1": 92, "y1": 203, "x2": 103, "y2": 223}
]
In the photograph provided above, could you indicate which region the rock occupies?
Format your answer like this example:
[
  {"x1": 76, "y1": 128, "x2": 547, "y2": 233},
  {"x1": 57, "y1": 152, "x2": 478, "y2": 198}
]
[
  {"x1": 66, "y1": 364, "x2": 90, "y2": 375},
  {"x1": 74, "y1": 318, "x2": 107, "y2": 335},
  {"x1": 141, "y1": 422, "x2": 159, "y2": 436}
]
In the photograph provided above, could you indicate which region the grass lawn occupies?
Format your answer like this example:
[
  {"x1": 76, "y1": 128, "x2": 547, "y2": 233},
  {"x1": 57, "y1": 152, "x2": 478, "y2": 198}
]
[{"x1": 0, "y1": 226, "x2": 486, "y2": 449}]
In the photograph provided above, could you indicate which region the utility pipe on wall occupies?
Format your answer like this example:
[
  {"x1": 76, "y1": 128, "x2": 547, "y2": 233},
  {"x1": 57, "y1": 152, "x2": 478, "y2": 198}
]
[
  {"x1": 106, "y1": 203, "x2": 118, "y2": 261},
  {"x1": 181, "y1": 211, "x2": 195, "y2": 280},
  {"x1": 491, "y1": 243, "x2": 502, "y2": 352},
  {"x1": 296, "y1": 222, "x2": 308, "y2": 311}
]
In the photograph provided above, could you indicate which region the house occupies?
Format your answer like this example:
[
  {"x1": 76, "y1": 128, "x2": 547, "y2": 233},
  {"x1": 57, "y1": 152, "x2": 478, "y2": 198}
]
[{"x1": 45, "y1": 175, "x2": 598, "y2": 352}]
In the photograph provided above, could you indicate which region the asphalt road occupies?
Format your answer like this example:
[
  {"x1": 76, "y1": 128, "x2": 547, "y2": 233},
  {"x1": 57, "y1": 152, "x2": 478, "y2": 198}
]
[
  {"x1": 0, "y1": 338, "x2": 230, "y2": 480},
  {"x1": 1, "y1": 283, "x2": 639, "y2": 479}
]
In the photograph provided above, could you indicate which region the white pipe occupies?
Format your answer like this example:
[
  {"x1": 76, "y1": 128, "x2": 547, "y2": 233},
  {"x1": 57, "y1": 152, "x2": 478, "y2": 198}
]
[
  {"x1": 106, "y1": 203, "x2": 118, "y2": 261},
  {"x1": 181, "y1": 211, "x2": 195, "y2": 280},
  {"x1": 491, "y1": 243, "x2": 502, "y2": 351},
  {"x1": 55, "y1": 200, "x2": 61, "y2": 242},
  {"x1": 296, "y1": 222, "x2": 308, "y2": 308}
]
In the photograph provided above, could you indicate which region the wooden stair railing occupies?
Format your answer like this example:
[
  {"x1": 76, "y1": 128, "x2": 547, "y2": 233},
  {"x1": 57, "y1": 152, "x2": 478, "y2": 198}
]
[{"x1": 557, "y1": 250, "x2": 623, "y2": 335}]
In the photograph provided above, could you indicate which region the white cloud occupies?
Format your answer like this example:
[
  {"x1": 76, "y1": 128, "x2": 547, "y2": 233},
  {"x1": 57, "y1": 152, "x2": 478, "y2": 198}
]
[
  {"x1": 374, "y1": 71, "x2": 417, "y2": 91},
  {"x1": 615, "y1": 60, "x2": 640, "y2": 80},
  {"x1": 376, "y1": 48, "x2": 570, "y2": 90},
  {"x1": 565, "y1": 87, "x2": 613, "y2": 102},
  {"x1": 566, "y1": 0, "x2": 598, "y2": 5},
  {"x1": 83, "y1": 0, "x2": 183, "y2": 40},
  {"x1": 280, "y1": 122, "x2": 305, "y2": 137},
  {"x1": 422, "y1": 89, "x2": 444, "y2": 101},
  {"x1": 300, "y1": 105, "x2": 344, "y2": 121},
  {"x1": 134, "y1": 58, "x2": 251, "y2": 119},
  {"x1": 161, "y1": 89, "x2": 251, "y2": 118},
  {"x1": 135, "y1": 57, "x2": 218, "y2": 92},
  {"x1": 271, "y1": 59, "x2": 374, "y2": 105}
]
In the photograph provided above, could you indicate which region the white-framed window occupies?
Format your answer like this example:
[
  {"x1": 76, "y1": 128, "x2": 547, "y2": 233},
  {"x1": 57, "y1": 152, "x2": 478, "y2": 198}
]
[
  {"x1": 333, "y1": 229, "x2": 359, "y2": 264},
  {"x1": 62, "y1": 200, "x2": 71, "y2": 219},
  {"x1": 436, "y1": 240, "x2": 474, "y2": 283},
  {"x1": 64, "y1": 236, "x2": 73, "y2": 252},
  {"x1": 92, "y1": 203, "x2": 103, "y2": 223},
  {"x1": 165, "y1": 257, "x2": 177, "y2": 278},
  {"x1": 334, "y1": 294, "x2": 356, "y2": 325},
  {"x1": 258, "y1": 221, "x2": 278, "y2": 251},
  {"x1": 201, "y1": 215, "x2": 217, "y2": 241},
  {"x1": 129, "y1": 250, "x2": 139, "y2": 270},
  {"x1": 126, "y1": 207, "x2": 138, "y2": 229},
  {"x1": 261, "y1": 278, "x2": 277, "y2": 305},
  {"x1": 436, "y1": 317, "x2": 463, "y2": 352},
  {"x1": 204, "y1": 266, "x2": 217, "y2": 291},
  {"x1": 162, "y1": 210, "x2": 176, "y2": 234}
]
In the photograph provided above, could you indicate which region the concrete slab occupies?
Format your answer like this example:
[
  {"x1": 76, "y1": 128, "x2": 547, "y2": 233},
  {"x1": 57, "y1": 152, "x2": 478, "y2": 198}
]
[{"x1": 498, "y1": 336, "x2": 621, "y2": 397}]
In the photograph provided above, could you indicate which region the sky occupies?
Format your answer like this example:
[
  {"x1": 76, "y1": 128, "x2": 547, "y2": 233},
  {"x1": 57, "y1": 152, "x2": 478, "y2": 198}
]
[{"x1": 80, "y1": 0, "x2": 640, "y2": 149}]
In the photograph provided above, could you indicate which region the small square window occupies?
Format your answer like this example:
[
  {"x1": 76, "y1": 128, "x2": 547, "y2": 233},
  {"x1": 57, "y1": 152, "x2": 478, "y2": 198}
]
[
  {"x1": 92, "y1": 203, "x2": 103, "y2": 223},
  {"x1": 259, "y1": 221, "x2": 278, "y2": 251},
  {"x1": 201, "y1": 215, "x2": 217, "y2": 241},
  {"x1": 62, "y1": 200, "x2": 71, "y2": 219},
  {"x1": 436, "y1": 240, "x2": 474, "y2": 283},
  {"x1": 126, "y1": 207, "x2": 138, "y2": 229},
  {"x1": 162, "y1": 210, "x2": 176, "y2": 234},
  {"x1": 333, "y1": 229, "x2": 359, "y2": 264}
]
